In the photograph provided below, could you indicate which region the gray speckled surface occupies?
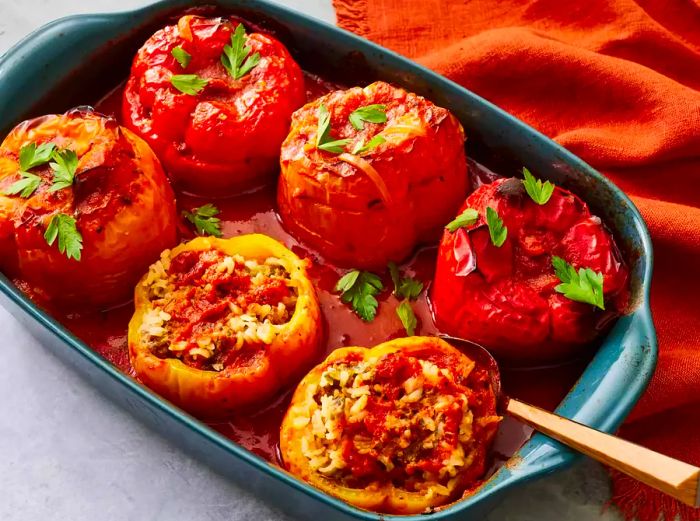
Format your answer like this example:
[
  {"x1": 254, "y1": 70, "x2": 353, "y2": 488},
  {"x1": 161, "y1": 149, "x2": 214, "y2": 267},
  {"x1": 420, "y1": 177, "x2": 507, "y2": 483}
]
[{"x1": 0, "y1": 1, "x2": 622, "y2": 520}]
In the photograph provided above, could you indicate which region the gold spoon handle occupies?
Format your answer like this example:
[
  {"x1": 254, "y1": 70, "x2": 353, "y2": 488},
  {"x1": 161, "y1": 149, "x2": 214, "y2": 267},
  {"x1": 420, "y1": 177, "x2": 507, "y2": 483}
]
[{"x1": 507, "y1": 398, "x2": 700, "y2": 507}]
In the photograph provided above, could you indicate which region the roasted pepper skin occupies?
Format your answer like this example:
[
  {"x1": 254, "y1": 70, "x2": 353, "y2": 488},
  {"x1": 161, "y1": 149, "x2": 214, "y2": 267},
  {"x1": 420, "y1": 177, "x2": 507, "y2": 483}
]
[
  {"x1": 278, "y1": 81, "x2": 468, "y2": 269},
  {"x1": 122, "y1": 15, "x2": 305, "y2": 197},
  {"x1": 128, "y1": 235, "x2": 323, "y2": 418},
  {"x1": 0, "y1": 109, "x2": 177, "y2": 309},
  {"x1": 431, "y1": 178, "x2": 629, "y2": 365},
  {"x1": 280, "y1": 336, "x2": 499, "y2": 514}
]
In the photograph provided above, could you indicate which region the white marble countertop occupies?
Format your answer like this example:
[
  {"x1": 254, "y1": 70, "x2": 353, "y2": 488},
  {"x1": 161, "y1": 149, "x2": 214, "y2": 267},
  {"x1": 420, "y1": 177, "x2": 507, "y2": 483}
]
[{"x1": 0, "y1": 1, "x2": 622, "y2": 520}]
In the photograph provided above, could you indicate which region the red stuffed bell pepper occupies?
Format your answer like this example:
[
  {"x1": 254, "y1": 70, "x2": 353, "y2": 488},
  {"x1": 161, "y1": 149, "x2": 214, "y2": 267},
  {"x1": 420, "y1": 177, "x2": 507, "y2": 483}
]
[
  {"x1": 278, "y1": 81, "x2": 468, "y2": 268},
  {"x1": 128, "y1": 235, "x2": 323, "y2": 418},
  {"x1": 280, "y1": 336, "x2": 501, "y2": 514},
  {"x1": 123, "y1": 15, "x2": 305, "y2": 197},
  {"x1": 431, "y1": 175, "x2": 629, "y2": 365},
  {"x1": 0, "y1": 109, "x2": 177, "y2": 309}
]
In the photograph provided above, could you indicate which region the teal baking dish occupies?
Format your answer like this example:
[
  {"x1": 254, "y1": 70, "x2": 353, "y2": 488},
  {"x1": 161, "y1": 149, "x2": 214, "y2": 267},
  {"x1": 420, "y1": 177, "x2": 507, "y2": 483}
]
[{"x1": 0, "y1": 1, "x2": 656, "y2": 519}]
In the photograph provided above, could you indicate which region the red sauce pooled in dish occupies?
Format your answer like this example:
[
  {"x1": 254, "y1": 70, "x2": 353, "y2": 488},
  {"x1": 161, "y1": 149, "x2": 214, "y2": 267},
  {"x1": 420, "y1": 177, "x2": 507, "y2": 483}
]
[{"x1": 38, "y1": 76, "x2": 595, "y2": 470}]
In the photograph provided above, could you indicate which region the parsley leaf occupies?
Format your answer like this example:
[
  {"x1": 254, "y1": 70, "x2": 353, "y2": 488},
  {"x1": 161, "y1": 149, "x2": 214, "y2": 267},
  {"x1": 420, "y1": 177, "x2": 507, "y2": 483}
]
[
  {"x1": 349, "y1": 104, "x2": 387, "y2": 131},
  {"x1": 388, "y1": 261, "x2": 423, "y2": 300},
  {"x1": 3, "y1": 142, "x2": 58, "y2": 197},
  {"x1": 2, "y1": 172, "x2": 42, "y2": 198},
  {"x1": 49, "y1": 149, "x2": 78, "y2": 192},
  {"x1": 446, "y1": 208, "x2": 479, "y2": 233},
  {"x1": 19, "y1": 142, "x2": 55, "y2": 172},
  {"x1": 171, "y1": 46, "x2": 191, "y2": 69},
  {"x1": 551, "y1": 255, "x2": 573, "y2": 283},
  {"x1": 485, "y1": 206, "x2": 507, "y2": 247},
  {"x1": 44, "y1": 213, "x2": 83, "y2": 261},
  {"x1": 352, "y1": 135, "x2": 386, "y2": 155},
  {"x1": 352, "y1": 291, "x2": 381, "y2": 322},
  {"x1": 335, "y1": 270, "x2": 383, "y2": 321},
  {"x1": 398, "y1": 278, "x2": 423, "y2": 300},
  {"x1": 316, "y1": 103, "x2": 332, "y2": 147},
  {"x1": 552, "y1": 256, "x2": 605, "y2": 310},
  {"x1": 171, "y1": 74, "x2": 208, "y2": 95},
  {"x1": 522, "y1": 167, "x2": 554, "y2": 205},
  {"x1": 315, "y1": 103, "x2": 350, "y2": 154},
  {"x1": 336, "y1": 270, "x2": 360, "y2": 292},
  {"x1": 396, "y1": 299, "x2": 417, "y2": 336},
  {"x1": 388, "y1": 262, "x2": 401, "y2": 294},
  {"x1": 183, "y1": 204, "x2": 223, "y2": 237},
  {"x1": 318, "y1": 139, "x2": 351, "y2": 153},
  {"x1": 221, "y1": 23, "x2": 261, "y2": 80}
]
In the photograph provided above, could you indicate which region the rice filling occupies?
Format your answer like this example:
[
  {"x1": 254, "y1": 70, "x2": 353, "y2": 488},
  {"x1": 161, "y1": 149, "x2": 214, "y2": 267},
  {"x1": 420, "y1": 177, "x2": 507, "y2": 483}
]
[
  {"x1": 294, "y1": 352, "x2": 496, "y2": 493},
  {"x1": 139, "y1": 247, "x2": 298, "y2": 371}
]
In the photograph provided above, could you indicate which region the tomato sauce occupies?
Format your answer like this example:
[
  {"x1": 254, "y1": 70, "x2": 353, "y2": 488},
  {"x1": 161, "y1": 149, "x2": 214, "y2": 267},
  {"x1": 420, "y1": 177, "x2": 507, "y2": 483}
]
[
  {"x1": 49, "y1": 74, "x2": 589, "y2": 474},
  {"x1": 165, "y1": 249, "x2": 287, "y2": 342},
  {"x1": 336, "y1": 352, "x2": 467, "y2": 484}
]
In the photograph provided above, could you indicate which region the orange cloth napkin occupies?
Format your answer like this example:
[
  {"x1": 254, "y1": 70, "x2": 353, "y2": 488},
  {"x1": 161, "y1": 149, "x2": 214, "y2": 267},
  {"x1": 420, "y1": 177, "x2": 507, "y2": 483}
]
[{"x1": 332, "y1": 1, "x2": 700, "y2": 519}]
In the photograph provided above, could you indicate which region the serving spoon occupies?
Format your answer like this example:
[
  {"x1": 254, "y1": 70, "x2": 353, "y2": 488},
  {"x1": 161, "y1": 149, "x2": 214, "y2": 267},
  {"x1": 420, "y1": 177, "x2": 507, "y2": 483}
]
[{"x1": 441, "y1": 335, "x2": 700, "y2": 507}]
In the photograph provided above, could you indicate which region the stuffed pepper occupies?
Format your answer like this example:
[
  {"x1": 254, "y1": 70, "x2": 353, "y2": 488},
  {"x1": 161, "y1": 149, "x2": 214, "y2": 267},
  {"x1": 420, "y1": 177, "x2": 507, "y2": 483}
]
[
  {"x1": 431, "y1": 173, "x2": 629, "y2": 364},
  {"x1": 278, "y1": 81, "x2": 468, "y2": 268},
  {"x1": 123, "y1": 15, "x2": 305, "y2": 196},
  {"x1": 129, "y1": 234, "x2": 323, "y2": 417},
  {"x1": 0, "y1": 108, "x2": 177, "y2": 309},
  {"x1": 280, "y1": 336, "x2": 500, "y2": 514}
]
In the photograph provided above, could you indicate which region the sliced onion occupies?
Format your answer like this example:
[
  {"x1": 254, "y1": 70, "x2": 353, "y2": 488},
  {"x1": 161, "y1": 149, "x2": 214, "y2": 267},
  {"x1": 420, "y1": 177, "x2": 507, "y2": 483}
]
[
  {"x1": 338, "y1": 153, "x2": 393, "y2": 205},
  {"x1": 178, "y1": 16, "x2": 194, "y2": 42}
]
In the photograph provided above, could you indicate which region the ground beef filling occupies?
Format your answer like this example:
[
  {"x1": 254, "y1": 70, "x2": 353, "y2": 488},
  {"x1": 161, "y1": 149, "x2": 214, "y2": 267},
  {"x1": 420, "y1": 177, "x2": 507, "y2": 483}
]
[
  {"x1": 139, "y1": 248, "x2": 298, "y2": 371},
  {"x1": 297, "y1": 352, "x2": 496, "y2": 494}
]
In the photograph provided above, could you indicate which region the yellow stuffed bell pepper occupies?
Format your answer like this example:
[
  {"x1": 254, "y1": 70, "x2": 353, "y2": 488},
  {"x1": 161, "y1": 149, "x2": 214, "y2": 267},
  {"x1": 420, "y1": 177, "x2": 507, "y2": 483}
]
[
  {"x1": 128, "y1": 234, "x2": 323, "y2": 418},
  {"x1": 280, "y1": 336, "x2": 501, "y2": 515}
]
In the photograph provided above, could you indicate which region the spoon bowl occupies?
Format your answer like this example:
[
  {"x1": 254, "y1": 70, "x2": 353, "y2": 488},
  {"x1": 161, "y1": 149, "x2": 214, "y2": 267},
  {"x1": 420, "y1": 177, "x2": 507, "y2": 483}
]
[{"x1": 439, "y1": 334, "x2": 503, "y2": 400}]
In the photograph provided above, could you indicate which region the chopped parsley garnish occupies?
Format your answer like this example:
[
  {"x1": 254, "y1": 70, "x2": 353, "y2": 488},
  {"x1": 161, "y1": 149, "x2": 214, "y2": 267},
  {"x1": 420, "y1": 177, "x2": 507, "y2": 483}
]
[
  {"x1": 318, "y1": 138, "x2": 351, "y2": 154},
  {"x1": 396, "y1": 299, "x2": 417, "y2": 336},
  {"x1": 44, "y1": 213, "x2": 83, "y2": 261},
  {"x1": 19, "y1": 142, "x2": 55, "y2": 171},
  {"x1": 398, "y1": 278, "x2": 423, "y2": 299},
  {"x1": 2, "y1": 142, "x2": 59, "y2": 198},
  {"x1": 170, "y1": 74, "x2": 208, "y2": 95},
  {"x1": 352, "y1": 135, "x2": 385, "y2": 155},
  {"x1": 388, "y1": 261, "x2": 423, "y2": 300},
  {"x1": 49, "y1": 149, "x2": 78, "y2": 192},
  {"x1": 221, "y1": 23, "x2": 261, "y2": 80},
  {"x1": 522, "y1": 167, "x2": 554, "y2": 205},
  {"x1": 335, "y1": 270, "x2": 383, "y2": 322},
  {"x1": 183, "y1": 204, "x2": 223, "y2": 237},
  {"x1": 2, "y1": 172, "x2": 41, "y2": 198},
  {"x1": 552, "y1": 256, "x2": 605, "y2": 310},
  {"x1": 445, "y1": 208, "x2": 479, "y2": 233},
  {"x1": 349, "y1": 104, "x2": 387, "y2": 131},
  {"x1": 388, "y1": 262, "x2": 422, "y2": 336},
  {"x1": 171, "y1": 46, "x2": 191, "y2": 69},
  {"x1": 316, "y1": 103, "x2": 332, "y2": 146},
  {"x1": 316, "y1": 103, "x2": 349, "y2": 154},
  {"x1": 485, "y1": 206, "x2": 507, "y2": 247}
]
